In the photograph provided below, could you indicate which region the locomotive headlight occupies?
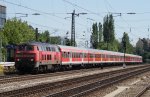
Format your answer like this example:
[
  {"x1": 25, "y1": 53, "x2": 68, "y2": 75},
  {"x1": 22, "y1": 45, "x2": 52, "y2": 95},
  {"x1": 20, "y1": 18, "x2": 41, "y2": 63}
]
[{"x1": 30, "y1": 59, "x2": 34, "y2": 61}]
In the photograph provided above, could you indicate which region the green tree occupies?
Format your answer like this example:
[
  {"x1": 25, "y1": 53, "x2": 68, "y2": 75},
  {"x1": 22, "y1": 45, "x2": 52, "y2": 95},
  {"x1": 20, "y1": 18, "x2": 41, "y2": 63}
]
[
  {"x1": 98, "y1": 22, "x2": 103, "y2": 43},
  {"x1": 98, "y1": 22, "x2": 103, "y2": 48},
  {"x1": 142, "y1": 38, "x2": 149, "y2": 51},
  {"x1": 44, "y1": 30, "x2": 50, "y2": 43},
  {"x1": 103, "y1": 15, "x2": 109, "y2": 44},
  {"x1": 50, "y1": 36, "x2": 61, "y2": 44},
  {"x1": 91, "y1": 23, "x2": 98, "y2": 49},
  {"x1": 120, "y1": 32, "x2": 134, "y2": 54},
  {"x1": 65, "y1": 38, "x2": 71, "y2": 46},
  {"x1": 103, "y1": 14, "x2": 115, "y2": 50},
  {"x1": 136, "y1": 38, "x2": 144, "y2": 55},
  {"x1": 38, "y1": 30, "x2": 50, "y2": 43},
  {"x1": 1, "y1": 18, "x2": 35, "y2": 46},
  {"x1": 136, "y1": 38, "x2": 150, "y2": 63}
]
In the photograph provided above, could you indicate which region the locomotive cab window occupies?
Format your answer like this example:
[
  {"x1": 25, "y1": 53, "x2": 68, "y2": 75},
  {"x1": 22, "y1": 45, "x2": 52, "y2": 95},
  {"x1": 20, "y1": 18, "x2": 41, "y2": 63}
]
[
  {"x1": 26, "y1": 45, "x2": 34, "y2": 51},
  {"x1": 18, "y1": 45, "x2": 34, "y2": 51},
  {"x1": 36, "y1": 46, "x2": 39, "y2": 51}
]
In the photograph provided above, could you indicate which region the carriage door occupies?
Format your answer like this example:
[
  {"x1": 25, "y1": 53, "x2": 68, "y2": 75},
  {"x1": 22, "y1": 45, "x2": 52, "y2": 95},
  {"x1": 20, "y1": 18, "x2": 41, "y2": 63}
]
[
  {"x1": 69, "y1": 52, "x2": 72, "y2": 64},
  {"x1": 81, "y1": 53, "x2": 83, "y2": 63}
]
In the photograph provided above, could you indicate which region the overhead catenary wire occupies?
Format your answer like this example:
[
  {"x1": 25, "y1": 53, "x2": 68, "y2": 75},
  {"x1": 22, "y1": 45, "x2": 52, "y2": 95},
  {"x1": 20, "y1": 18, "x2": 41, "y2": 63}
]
[
  {"x1": 27, "y1": 21, "x2": 67, "y2": 32},
  {"x1": 62, "y1": 0, "x2": 150, "y2": 42},
  {"x1": 104, "y1": 0, "x2": 142, "y2": 39},
  {"x1": 0, "y1": 0, "x2": 88, "y2": 30},
  {"x1": 63, "y1": 0, "x2": 104, "y2": 18},
  {"x1": 2, "y1": 0, "x2": 149, "y2": 44},
  {"x1": 63, "y1": 0, "x2": 146, "y2": 35}
]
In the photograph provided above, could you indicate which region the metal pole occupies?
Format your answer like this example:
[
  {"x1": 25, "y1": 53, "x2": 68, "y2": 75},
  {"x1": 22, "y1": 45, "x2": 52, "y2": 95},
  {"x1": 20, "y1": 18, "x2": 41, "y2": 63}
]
[
  {"x1": 86, "y1": 41, "x2": 89, "y2": 48},
  {"x1": 69, "y1": 10, "x2": 87, "y2": 47},
  {"x1": 123, "y1": 44, "x2": 125, "y2": 67},
  {"x1": 0, "y1": 37, "x2": 2, "y2": 62},
  {"x1": 123, "y1": 32, "x2": 126, "y2": 68},
  {"x1": 35, "y1": 28, "x2": 38, "y2": 42},
  {"x1": 71, "y1": 10, "x2": 75, "y2": 47}
]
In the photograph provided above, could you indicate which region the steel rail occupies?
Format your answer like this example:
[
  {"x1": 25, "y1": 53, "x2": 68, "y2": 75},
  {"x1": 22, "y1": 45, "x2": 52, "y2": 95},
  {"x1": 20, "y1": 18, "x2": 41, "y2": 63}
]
[
  {"x1": 0, "y1": 68, "x2": 103, "y2": 84},
  {"x1": 45, "y1": 67, "x2": 150, "y2": 97},
  {"x1": 0, "y1": 65, "x2": 149, "y2": 97},
  {"x1": 0, "y1": 65, "x2": 146, "y2": 84},
  {"x1": 134, "y1": 84, "x2": 150, "y2": 97}
]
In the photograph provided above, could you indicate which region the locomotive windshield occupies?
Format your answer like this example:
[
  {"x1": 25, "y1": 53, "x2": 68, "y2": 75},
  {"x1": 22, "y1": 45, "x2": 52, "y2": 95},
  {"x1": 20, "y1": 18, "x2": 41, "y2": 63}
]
[{"x1": 18, "y1": 45, "x2": 34, "y2": 51}]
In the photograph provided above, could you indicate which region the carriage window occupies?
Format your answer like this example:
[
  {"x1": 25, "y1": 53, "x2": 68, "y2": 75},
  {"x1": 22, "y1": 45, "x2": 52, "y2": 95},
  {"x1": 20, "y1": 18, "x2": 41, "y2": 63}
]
[
  {"x1": 66, "y1": 52, "x2": 68, "y2": 58},
  {"x1": 47, "y1": 55, "x2": 49, "y2": 60},
  {"x1": 102, "y1": 54, "x2": 105, "y2": 58},
  {"x1": 47, "y1": 55, "x2": 51, "y2": 60},
  {"x1": 45, "y1": 55, "x2": 46, "y2": 60},
  {"x1": 72, "y1": 53, "x2": 73, "y2": 58},
  {"x1": 63, "y1": 52, "x2": 66, "y2": 58},
  {"x1": 50, "y1": 55, "x2": 51, "y2": 60},
  {"x1": 76, "y1": 53, "x2": 77, "y2": 58},
  {"x1": 79, "y1": 53, "x2": 80, "y2": 58},
  {"x1": 90, "y1": 54, "x2": 93, "y2": 58},
  {"x1": 84, "y1": 53, "x2": 85, "y2": 58},
  {"x1": 68, "y1": 52, "x2": 70, "y2": 57},
  {"x1": 80, "y1": 53, "x2": 82, "y2": 58},
  {"x1": 73, "y1": 53, "x2": 75, "y2": 58},
  {"x1": 65, "y1": 52, "x2": 67, "y2": 58},
  {"x1": 42, "y1": 55, "x2": 44, "y2": 60},
  {"x1": 63, "y1": 52, "x2": 65, "y2": 58}
]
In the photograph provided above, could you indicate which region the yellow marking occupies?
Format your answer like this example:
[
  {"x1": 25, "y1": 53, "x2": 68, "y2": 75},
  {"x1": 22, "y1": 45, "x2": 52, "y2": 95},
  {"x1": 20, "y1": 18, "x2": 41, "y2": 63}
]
[{"x1": 0, "y1": 65, "x2": 4, "y2": 75}]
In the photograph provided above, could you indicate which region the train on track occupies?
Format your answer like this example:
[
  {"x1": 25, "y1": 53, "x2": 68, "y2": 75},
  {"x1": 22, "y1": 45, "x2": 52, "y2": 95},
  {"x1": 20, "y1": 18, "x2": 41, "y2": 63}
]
[{"x1": 14, "y1": 42, "x2": 142, "y2": 73}]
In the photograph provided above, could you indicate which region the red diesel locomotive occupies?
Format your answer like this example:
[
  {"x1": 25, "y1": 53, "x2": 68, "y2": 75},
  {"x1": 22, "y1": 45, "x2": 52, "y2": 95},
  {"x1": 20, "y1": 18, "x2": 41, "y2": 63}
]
[{"x1": 15, "y1": 42, "x2": 142, "y2": 72}]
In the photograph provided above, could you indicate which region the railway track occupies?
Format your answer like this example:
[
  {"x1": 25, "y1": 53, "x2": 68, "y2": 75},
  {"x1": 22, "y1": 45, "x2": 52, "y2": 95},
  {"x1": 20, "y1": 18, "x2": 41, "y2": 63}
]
[
  {"x1": 0, "y1": 65, "x2": 143, "y2": 84},
  {"x1": 0, "y1": 68, "x2": 103, "y2": 84},
  {"x1": 45, "y1": 66, "x2": 150, "y2": 97},
  {"x1": 0, "y1": 65, "x2": 149, "y2": 97},
  {"x1": 135, "y1": 84, "x2": 150, "y2": 97}
]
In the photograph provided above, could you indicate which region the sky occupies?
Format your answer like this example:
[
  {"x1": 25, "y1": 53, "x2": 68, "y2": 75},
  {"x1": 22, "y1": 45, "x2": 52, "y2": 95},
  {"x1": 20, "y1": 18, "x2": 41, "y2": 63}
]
[{"x1": 0, "y1": 0, "x2": 150, "y2": 47}]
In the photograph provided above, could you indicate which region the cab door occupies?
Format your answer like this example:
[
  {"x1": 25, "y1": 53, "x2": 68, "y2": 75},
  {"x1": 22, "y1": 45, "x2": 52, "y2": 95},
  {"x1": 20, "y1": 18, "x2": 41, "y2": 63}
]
[{"x1": 55, "y1": 47, "x2": 61, "y2": 64}]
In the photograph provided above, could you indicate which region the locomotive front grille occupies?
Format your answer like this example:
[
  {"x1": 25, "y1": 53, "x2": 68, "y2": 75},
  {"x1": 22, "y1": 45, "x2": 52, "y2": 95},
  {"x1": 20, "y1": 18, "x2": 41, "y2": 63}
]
[{"x1": 15, "y1": 58, "x2": 35, "y2": 72}]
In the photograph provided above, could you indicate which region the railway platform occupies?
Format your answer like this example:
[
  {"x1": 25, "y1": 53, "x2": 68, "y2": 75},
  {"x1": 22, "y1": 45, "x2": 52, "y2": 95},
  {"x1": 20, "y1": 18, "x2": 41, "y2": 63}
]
[{"x1": 0, "y1": 62, "x2": 15, "y2": 75}]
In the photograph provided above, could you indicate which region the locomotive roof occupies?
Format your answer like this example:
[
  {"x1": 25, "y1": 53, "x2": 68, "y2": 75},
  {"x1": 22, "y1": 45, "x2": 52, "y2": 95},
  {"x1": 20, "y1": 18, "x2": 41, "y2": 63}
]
[{"x1": 22, "y1": 42, "x2": 57, "y2": 47}]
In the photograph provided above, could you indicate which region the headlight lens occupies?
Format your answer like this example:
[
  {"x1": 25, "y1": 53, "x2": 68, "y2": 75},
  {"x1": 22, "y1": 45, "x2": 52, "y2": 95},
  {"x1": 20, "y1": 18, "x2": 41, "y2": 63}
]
[
  {"x1": 30, "y1": 59, "x2": 34, "y2": 61},
  {"x1": 17, "y1": 59, "x2": 20, "y2": 61}
]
